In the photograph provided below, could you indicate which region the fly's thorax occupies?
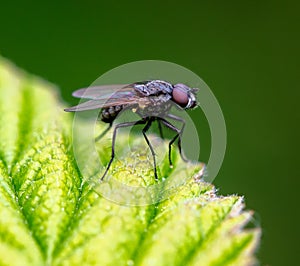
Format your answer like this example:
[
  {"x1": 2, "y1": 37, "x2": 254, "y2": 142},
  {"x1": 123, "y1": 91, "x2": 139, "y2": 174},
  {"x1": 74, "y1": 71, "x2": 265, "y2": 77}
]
[
  {"x1": 100, "y1": 105, "x2": 124, "y2": 123},
  {"x1": 134, "y1": 80, "x2": 173, "y2": 96},
  {"x1": 137, "y1": 94, "x2": 173, "y2": 117}
]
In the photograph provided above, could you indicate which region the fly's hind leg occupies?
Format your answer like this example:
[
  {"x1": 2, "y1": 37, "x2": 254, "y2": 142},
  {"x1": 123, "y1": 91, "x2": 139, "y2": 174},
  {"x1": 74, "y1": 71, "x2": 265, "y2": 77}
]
[
  {"x1": 142, "y1": 118, "x2": 158, "y2": 180},
  {"x1": 101, "y1": 119, "x2": 146, "y2": 181}
]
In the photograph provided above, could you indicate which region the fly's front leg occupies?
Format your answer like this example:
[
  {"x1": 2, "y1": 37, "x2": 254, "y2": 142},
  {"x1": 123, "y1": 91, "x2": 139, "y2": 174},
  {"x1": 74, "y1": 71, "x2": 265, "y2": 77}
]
[
  {"x1": 166, "y1": 114, "x2": 188, "y2": 162},
  {"x1": 159, "y1": 116, "x2": 188, "y2": 168}
]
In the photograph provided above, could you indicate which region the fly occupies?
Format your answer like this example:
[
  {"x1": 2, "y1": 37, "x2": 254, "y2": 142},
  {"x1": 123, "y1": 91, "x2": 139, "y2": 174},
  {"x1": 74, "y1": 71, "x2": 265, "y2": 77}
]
[{"x1": 64, "y1": 80, "x2": 198, "y2": 180}]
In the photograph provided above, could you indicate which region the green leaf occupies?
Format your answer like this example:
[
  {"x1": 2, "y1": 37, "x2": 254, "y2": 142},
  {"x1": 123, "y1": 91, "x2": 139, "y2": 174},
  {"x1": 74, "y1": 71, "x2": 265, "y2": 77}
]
[{"x1": 0, "y1": 57, "x2": 260, "y2": 266}]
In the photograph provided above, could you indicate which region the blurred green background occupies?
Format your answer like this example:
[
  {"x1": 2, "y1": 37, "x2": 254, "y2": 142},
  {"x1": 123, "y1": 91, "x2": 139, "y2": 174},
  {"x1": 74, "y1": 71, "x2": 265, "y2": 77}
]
[{"x1": 0, "y1": 1, "x2": 298, "y2": 265}]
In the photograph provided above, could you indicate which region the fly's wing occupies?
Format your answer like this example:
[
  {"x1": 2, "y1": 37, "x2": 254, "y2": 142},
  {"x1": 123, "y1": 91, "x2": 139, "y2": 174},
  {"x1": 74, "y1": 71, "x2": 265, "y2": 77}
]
[
  {"x1": 72, "y1": 84, "x2": 131, "y2": 100},
  {"x1": 65, "y1": 82, "x2": 172, "y2": 112},
  {"x1": 65, "y1": 83, "x2": 140, "y2": 112},
  {"x1": 64, "y1": 87, "x2": 149, "y2": 112},
  {"x1": 64, "y1": 98, "x2": 140, "y2": 112}
]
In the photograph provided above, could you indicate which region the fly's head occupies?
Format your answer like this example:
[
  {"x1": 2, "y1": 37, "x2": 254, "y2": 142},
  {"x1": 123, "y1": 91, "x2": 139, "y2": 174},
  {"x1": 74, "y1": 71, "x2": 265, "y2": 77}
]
[{"x1": 172, "y1": 83, "x2": 198, "y2": 109}]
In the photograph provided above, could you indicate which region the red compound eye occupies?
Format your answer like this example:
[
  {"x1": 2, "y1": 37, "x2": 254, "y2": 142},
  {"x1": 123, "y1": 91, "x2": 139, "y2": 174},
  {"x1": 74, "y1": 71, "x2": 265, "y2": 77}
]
[{"x1": 172, "y1": 87, "x2": 189, "y2": 107}]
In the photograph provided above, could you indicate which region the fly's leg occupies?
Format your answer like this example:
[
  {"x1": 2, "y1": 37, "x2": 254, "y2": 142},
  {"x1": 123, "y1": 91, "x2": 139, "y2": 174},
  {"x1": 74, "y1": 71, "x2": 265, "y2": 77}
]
[
  {"x1": 157, "y1": 119, "x2": 164, "y2": 139},
  {"x1": 95, "y1": 122, "x2": 112, "y2": 142},
  {"x1": 142, "y1": 118, "x2": 158, "y2": 180},
  {"x1": 159, "y1": 116, "x2": 188, "y2": 167},
  {"x1": 101, "y1": 119, "x2": 146, "y2": 181},
  {"x1": 166, "y1": 114, "x2": 188, "y2": 162}
]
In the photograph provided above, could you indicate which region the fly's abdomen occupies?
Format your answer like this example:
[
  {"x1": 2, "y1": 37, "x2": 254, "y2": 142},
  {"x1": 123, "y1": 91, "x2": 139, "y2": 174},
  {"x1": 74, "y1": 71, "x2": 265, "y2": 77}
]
[{"x1": 100, "y1": 105, "x2": 123, "y2": 123}]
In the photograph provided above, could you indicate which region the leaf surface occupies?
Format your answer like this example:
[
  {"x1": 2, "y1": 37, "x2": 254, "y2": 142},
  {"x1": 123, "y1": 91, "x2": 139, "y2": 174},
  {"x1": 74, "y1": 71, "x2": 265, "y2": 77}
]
[{"x1": 0, "y1": 57, "x2": 260, "y2": 266}]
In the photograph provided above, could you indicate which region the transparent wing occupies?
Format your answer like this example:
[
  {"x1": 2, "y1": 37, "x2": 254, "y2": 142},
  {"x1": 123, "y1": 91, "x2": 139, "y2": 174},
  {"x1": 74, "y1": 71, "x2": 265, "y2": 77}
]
[
  {"x1": 64, "y1": 95, "x2": 148, "y2": 112},
  {"x1": 65, "y1": 82, "x2": 171, "y2": 112},
  {"x1": 72, "y1": 84, "x2": 132, "y2": 99}
]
